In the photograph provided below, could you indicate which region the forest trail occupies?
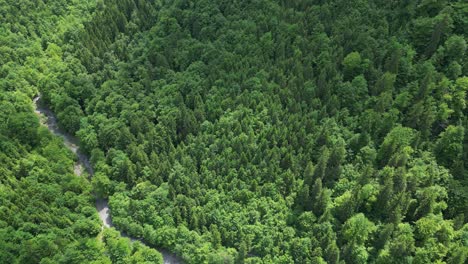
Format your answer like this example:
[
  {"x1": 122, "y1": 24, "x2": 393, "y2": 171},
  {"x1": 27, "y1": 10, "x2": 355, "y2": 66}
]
[{"x1": 33, "y1": 95, "x2": 182, "y2": 264}]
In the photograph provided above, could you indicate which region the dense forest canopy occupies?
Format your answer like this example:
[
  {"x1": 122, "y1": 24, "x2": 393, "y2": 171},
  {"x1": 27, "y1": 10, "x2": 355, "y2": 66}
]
[{"x1": 1, "y1": 0, "x2": 468, "y2": 263}]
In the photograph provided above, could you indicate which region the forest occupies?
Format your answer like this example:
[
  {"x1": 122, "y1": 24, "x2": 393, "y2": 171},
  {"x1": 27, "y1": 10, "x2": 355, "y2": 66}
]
[{"x1": 1, "y1": 0, "x2": 467, "y2": 263}]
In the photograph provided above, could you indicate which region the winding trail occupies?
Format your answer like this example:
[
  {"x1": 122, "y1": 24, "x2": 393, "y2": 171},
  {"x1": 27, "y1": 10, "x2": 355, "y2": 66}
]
[{"x1": 33, "y1": 95, "x2": 182, "y2": 264}]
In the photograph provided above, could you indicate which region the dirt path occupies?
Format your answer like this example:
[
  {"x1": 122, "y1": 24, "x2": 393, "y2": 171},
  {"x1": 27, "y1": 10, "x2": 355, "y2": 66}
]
[{"x1": 33, "y1": 95, "x2": 181, "y2": 264}]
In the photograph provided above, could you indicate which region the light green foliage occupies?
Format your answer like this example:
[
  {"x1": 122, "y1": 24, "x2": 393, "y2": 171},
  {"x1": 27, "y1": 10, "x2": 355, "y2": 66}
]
[
  {"x1": 343, "y1": 213, "x2": 376, "y2": 245},
  {"x1": 343, "y1": 52, "x2": 364, "y2": 80},
  {"x1": 102, "y1": 229, "x2": 163, "y2": 264},
  {"x1": 435, "y1": 125, "x2": 465, "y2": 174}
]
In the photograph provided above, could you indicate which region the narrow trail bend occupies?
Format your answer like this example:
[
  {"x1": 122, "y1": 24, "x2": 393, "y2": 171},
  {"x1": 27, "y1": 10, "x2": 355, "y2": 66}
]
[{"x1": 33, "y1": 95, "x2": 182, "y2": 264}]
